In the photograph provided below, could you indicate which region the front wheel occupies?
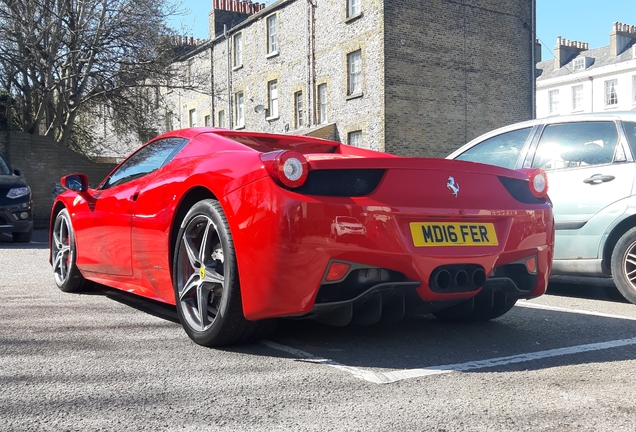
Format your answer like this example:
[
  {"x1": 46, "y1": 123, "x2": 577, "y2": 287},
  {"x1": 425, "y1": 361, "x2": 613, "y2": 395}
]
[
  {"x1": 611, "y1": 227, "x2": 636, "y2": 304},
  {"x1": 51, "y1": 209, "x2": 92, "y2": 292},
  {"x1": 173, "y1": 199, "x2": 274, "y2": 347}
]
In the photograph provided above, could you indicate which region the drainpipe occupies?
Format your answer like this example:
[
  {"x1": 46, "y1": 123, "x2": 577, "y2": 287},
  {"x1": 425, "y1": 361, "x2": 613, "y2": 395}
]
[
  {"x1": 306, "y1": 0, "x2": 316, "y2": 127},
  {"x1": 225, "y1": 25, "x2": 233, "y2": 127},
  {"x1": 531, "y1": 0, "x2": 536, "y2": 119},
  {"x1": 210, "y1": 43, "x2": 215, "y2": 126}
]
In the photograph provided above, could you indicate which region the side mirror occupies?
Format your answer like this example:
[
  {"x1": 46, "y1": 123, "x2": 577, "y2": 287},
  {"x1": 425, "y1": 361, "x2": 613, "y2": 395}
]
[
  {"x1": 13, "y1": 168, "x2": 22, "y2": 176},
  {"x1": 61, "y1": 174, "x2": 89, "y2": 192}
]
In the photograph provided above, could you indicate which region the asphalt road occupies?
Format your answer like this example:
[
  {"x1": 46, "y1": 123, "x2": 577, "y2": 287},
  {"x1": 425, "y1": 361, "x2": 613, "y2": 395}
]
[{"x1": 2, "y1": 231, "x2": 636, "y2": 431}]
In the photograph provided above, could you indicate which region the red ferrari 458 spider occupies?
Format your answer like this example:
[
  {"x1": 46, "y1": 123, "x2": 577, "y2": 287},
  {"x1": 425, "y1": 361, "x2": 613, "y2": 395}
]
[{"x1": 50, "y1": 128, "x2": 554, "y2": 346}]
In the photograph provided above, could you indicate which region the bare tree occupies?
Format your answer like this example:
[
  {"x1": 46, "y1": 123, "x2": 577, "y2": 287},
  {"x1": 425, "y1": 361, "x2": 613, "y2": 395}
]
[{"x1": 0, "y1": 0, "x2": 189, "y2": 151}]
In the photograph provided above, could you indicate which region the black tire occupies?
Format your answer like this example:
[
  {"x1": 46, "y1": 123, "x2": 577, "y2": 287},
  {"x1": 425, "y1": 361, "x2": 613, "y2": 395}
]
[
  {"x1": 433, "y1": 291, "x2": 517, "y2": 321},
  {"x1": 51, "y1": 209, "x2": 92, "y2": 293},
  {"x1": 173, "y1": 199, "x2": 275, "y2": 347},
  {"x1": 12, "y1": 228, "x2": 32, "y2": 243},
  {"x1": 611, "y1": 227, "x2": 636, "y2": 304}
]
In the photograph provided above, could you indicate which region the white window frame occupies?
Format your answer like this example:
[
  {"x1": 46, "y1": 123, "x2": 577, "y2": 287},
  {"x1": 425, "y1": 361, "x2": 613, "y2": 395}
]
[
  {"x1": 572, "y1": 57, "x2": 585, "y2": 71},
  {"x1": 233, "y1": 32, "x2": 243, "y2": 68},
  {"x1": 204, "y1": 115, "x2": 211, "y2": 127},
  {"x1": 317, "y1": 84, "x2": 327, "y2": 124},
  {"x1": 235, "y1": 92, "x2": 244, "y2": 127},
  {"x1": 188, "y1": 108, "x2": 197, "y2": 127},
  {"x1": 605, "y1": 79, "x2": 618, "y2": 107},
  {"x1": 294, "y1": 91, "x2": 303, "y2": 128},
  {"x1": 348, "y1": 130, "x2": 362, "y2": 147},
  {"x1": 347, "y1": 0, "x2": 361, "y2": 17},
  {"x1": 218, "y1": 110, "x2": 226, "y2": 128},
  {"x1": 347, "y1": 50, "x2": 362, "y2": 95},
  {"x1": 632, "y1": 75, "x2": 636, "y2": 104},
  {"x1": 266, "y1": 15, "x2": 277, "y2": 54},
  {"x1": 267, "y1": 80, "x2": 278, "y2": 118},
  {"x1": 548, "y1": 89, "x2": 559, "y2": 114},
  {"x1": 571, "y1": 85, "x2": 583, "y2": 111}
]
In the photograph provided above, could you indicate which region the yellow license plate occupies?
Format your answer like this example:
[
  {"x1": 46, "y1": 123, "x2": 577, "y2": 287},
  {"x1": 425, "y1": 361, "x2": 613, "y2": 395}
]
[{"x1": 410, "y1": 222, "x2": 498, "y2": 246}]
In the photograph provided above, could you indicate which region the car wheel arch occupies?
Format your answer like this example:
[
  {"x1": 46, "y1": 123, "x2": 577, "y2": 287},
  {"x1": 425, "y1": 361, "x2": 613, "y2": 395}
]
[
  {"x1": 49, "y1": 202, "x2": 67, "y2": 260},
  {"x1": 603, "y1": 214, "x2": 636, "y2": 275},
  {"x1": 168, "y1": 186, "x2": 218, "y2": 279}
]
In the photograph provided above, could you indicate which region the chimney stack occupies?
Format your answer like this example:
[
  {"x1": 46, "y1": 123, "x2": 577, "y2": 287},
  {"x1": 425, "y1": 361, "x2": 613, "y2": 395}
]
[
  {"x1": 610, "y1": 22, "x2": 636, "y2": 56},
  {"x1": 554, "y1": 36, "x2": 589, "y2": 69}
]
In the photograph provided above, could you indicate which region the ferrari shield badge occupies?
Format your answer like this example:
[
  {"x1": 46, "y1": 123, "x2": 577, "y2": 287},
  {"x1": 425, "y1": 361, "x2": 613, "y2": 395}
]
[
  {"x1": 200, "y1": 267, "x2": 205, "y2": 279},
  {"x1": 447, "y1": 176, "x2": 459, "y2": 198}
]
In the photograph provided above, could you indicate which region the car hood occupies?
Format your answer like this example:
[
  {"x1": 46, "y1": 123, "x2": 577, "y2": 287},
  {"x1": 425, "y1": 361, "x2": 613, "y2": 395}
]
[{"x1": 0, "y1": 174, "x2": 27, "y2": 189}]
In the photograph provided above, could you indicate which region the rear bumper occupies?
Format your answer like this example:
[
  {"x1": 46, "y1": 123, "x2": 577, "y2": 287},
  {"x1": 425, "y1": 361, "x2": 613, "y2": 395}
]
[{"x1": 224, "y1": 177, "x2": 554, "y2": 320}]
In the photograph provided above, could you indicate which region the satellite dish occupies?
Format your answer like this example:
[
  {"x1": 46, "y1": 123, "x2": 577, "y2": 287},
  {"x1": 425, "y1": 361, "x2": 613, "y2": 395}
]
[{"x1": 254, "y1": 104, "x2": 265, "y2": 114}]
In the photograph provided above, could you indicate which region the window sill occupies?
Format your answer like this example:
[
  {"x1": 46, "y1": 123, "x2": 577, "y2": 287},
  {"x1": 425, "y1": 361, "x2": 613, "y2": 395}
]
[
  {"x1": 266, "y1": 51, "x2": 279, "y2": 59},
  {"x1": 346, "y1": 92, "x2": 363, "y2": 101},
  {"x1": 345, "y1": 12, "x2": 363, "y2": 23},
  {"x1": 604, "y1": 105, "x2": 619, "y2": 110},
  {"x1": 232, "y1": 64, "x2": 243, "y2": 72},
  {"x1": 265, "y1": 115, "x2": 280, "y2": 122},
  {"x1": 234, "y1": 124, "x2": 245, "y2": 130}
]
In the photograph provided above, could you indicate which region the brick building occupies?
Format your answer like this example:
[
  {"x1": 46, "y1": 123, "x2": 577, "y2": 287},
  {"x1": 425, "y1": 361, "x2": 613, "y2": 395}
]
[{"x1": 160, "y1": 0, "x2": 537, "y2": 157}]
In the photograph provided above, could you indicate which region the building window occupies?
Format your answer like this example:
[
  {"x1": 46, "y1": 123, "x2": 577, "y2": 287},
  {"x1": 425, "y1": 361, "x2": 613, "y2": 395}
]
[
  {"x1": 267, "y1": 15, "x2": 277, "y2": 54},
  {"x1": 189, "y1": 108, "x2": 197, "y2": 127},
  {"x1": 572, "y1": 57, "x2": 585, "y2": 71},
  {"x1": 317, "y1": 84, "x2": 327, "y2": 124},
  {"x1": 235, "y1": 92, "x2": 244, "y2": 127},
  {"x1": 347, "y1": 50, "x2": 362, "y2": 95},
  {"x1": 233, "y1": 33, "x2": 242, "y2": 67},
  {"x1": 572, "y1": 85, "x2": 583, "y2": 111},
  {"x1": 605, "y1": 79, "x2": 618, "y2": 106},
  {"x1": 218, "y1": 110, "x2": 226, "y2": 128},
  {"x1": 348, "y1": 130, "x2": 362, "y2": 147},
  {"x1": 268, "y1": 80, "x2": 278, "y2": 118},
  {"x1": 548, "y1": 90, "x2": 559, "y2": 114},
  {"x1": 633, "y1": 75, "x2": 636, "y2": 103},
  {"x1": 204, "y1": 115, "x2": 211, "y2": 127},
  {"x1": 347, "y1": 0, "x2": 361, "y2": 17},
  {"x1": 294, "y1": 91, "x2": 303, "y2": 128}
]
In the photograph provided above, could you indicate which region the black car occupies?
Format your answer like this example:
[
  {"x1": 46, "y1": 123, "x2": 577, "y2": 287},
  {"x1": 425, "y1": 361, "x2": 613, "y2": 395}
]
[{"x1": 0, "y1": 154, "x2": 33, "y2": 242}]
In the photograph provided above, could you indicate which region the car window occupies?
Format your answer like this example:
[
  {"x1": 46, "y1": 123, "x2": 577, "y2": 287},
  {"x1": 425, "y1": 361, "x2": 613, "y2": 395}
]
[
  {"x1": 101, "y1": 138, "x2": 187, "y2": 189},
  {"x1": 455, "y1": 127, "x2": 531, "y2": 169},
  {"x1": 531, "y1": 121, "x2": 618, "y2": 171},
  {"x1": 623, "y1": 121, "x2": 636, "y2": 158},
  {"x1": 0, "y1": 155, "x2": 10, "y2": 175}
]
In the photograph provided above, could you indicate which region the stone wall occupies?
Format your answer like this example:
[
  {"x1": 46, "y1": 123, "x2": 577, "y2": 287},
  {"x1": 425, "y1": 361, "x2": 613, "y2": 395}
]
[{"x1": 0, "y1": 132, "x2": 116, "y2": 228}]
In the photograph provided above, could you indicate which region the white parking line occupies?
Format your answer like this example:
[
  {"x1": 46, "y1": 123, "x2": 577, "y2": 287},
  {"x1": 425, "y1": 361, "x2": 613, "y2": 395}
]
[{"x1": 264, "y1": 302, "x2": 636, "y2": 384}]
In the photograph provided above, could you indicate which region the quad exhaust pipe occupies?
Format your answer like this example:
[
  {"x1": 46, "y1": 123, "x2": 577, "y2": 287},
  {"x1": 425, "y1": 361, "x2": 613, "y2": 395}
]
[{"x1": 429, "y1": 265, "x2": 487, "y2": 292}]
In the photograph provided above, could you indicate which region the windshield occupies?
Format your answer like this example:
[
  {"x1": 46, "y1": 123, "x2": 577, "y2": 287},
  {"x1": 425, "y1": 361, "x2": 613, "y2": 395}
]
[{"x1": 0, "y1": 155, "x2": 11, "y2": 175}]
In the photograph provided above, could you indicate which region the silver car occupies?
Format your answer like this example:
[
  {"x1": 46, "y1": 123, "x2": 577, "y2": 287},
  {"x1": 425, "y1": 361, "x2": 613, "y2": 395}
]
[{"x1": 448, "y1": 112, "x2": 636, "y2": 304}]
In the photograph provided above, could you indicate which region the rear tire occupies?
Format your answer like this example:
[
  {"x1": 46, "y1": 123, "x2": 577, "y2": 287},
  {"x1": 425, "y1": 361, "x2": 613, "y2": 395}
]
[
  {"x1": 433, "y1": 291, "x2": 517, "y2": 321},
  {"x1": 173, "y1": 199, "x2": 275, "y2": 347},
  {"x1": 51, "y1": 209, "x2": 92, "y2": 293},
  {"x1": 611, "y1": 227, "x2": 636, "y2": 304},
  {"x1": 12, "y1": 228, "x2": 32, "y2": 243}
]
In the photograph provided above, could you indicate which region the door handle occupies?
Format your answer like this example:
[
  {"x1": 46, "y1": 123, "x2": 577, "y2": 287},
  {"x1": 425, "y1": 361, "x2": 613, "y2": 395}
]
[{"x1": 583, "y1": 174, "x2": 615, "y2": 184}]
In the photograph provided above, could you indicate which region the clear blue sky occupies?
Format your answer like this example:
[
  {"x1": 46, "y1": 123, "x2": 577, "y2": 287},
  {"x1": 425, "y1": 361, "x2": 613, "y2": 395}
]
[{"x1": 169, "y1": 0, "x2": 636, "y2": 60}]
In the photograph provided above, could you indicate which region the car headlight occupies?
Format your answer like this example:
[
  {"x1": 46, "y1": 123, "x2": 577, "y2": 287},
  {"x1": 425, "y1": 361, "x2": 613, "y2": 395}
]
[{"x1": 7, "y1": 186, "x2": 30, "y2": 199}]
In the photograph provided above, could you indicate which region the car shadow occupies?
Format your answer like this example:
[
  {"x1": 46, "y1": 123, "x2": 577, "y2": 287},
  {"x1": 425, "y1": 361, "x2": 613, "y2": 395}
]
[{"x1": 547, "y1": 275, "x2": 628, "y2": 304}]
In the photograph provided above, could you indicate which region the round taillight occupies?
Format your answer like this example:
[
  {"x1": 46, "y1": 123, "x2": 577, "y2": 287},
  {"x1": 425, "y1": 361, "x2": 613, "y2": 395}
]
[
  {"x1": 528, "y1": 169, "x2": 548, "y2": 198},
  {"x1": 276, "y1": 151, "x2": 309, "y2": 188}
]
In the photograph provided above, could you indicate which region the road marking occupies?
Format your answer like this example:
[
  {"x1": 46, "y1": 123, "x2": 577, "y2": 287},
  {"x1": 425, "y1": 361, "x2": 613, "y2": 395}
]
[
  {"x1": 517, "y1": 300, "x2": 636, "y2": 321},
  {"x1": 264, "y1": 302, "x2": 636, "y2": 384}
]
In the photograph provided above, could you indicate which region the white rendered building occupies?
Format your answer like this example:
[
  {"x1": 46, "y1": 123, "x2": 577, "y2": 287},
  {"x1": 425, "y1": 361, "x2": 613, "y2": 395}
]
[{"x1": 536, "y1": 22, "x2": 636, "y2": 119}]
